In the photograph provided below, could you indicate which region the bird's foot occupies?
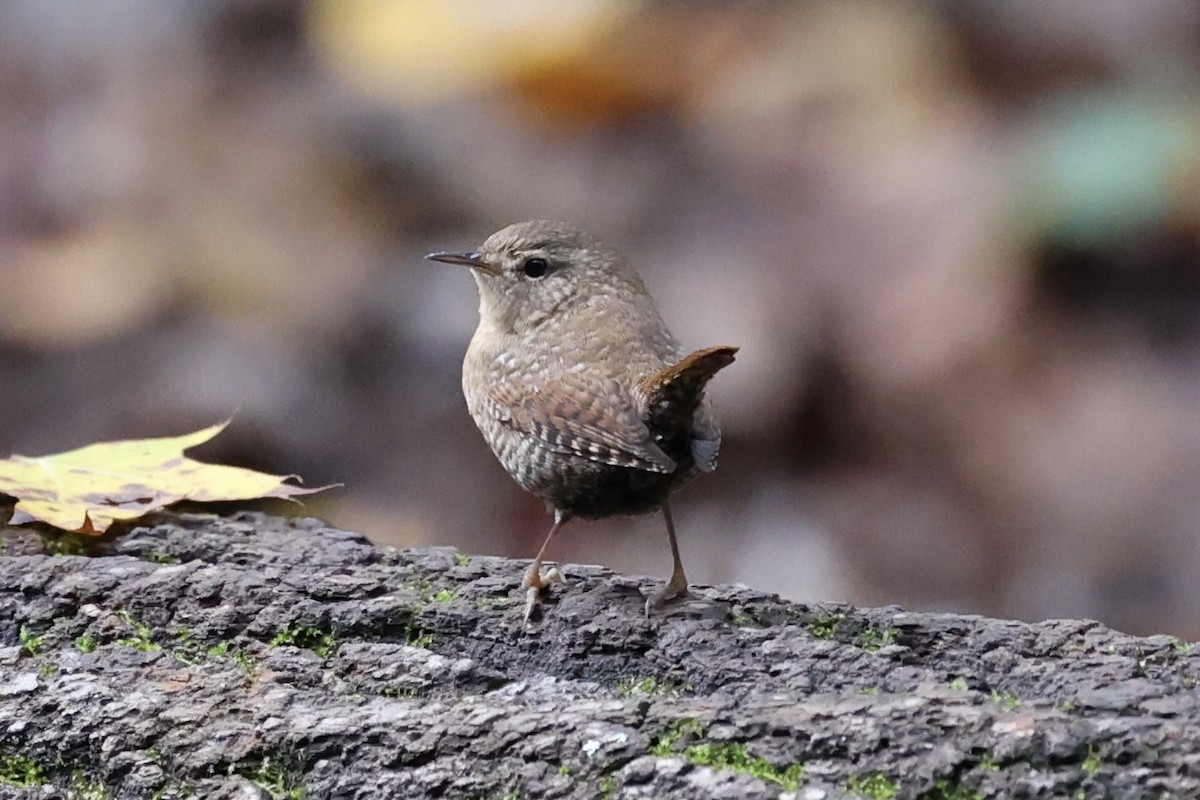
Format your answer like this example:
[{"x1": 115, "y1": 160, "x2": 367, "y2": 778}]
[
  {"x1": 522, "y1": 565, "x2": 565, "y2": 625},
  {"x1": 644, "y1": 575, "x2": 689, "y2": 617}
]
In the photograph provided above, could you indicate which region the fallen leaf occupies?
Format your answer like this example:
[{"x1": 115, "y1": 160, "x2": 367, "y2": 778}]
[
  {"x1": 307, "y1": 0, "x2": 631, "y2": 103},
  {"x1": 0, "y1": 422, "x2": 334, "y2": 534}
]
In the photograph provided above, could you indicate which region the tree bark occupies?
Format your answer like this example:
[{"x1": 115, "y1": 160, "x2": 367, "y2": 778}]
[{"x1": 0, "y1": 512, "x2": 1196, "y2": 799}]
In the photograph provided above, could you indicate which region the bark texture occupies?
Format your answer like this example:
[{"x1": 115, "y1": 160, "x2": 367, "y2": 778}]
[{"x1": 0, "y1": 513, "x2": 1196, "y2": 799}]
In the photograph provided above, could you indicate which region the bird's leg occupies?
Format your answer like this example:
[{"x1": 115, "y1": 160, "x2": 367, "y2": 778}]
[
  {"x1": 645, "y1": 501, "x2": 689, "y2": 615},
  {"x1": 523, "y1": 509, "x2": 570, "y2": 623}
]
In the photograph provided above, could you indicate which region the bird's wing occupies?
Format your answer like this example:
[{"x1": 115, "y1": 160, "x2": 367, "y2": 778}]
[
  {"x1": 481, "y1": 371, "x2": 677, "y2": 474},
  {"x1": 639, "y1": 346, "x2": 737, "y2": 419},
  {"x1": 639, "y1": 345, "x2": 737, "y2": 472}
]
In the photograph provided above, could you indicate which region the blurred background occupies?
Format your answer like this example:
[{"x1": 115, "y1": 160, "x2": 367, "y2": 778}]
[{"x1": 2, "y1": 0, "x2": 1199, "y2": 637}]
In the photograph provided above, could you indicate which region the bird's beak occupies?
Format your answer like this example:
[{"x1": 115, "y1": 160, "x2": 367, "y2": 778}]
[{"x1": 425, "y1": 251, "x2": 500, "y2": 275}]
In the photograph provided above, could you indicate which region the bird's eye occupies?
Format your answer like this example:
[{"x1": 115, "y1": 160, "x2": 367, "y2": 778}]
[{"x1": 522, "y1": 257, "x2": 549, "y2": 279}]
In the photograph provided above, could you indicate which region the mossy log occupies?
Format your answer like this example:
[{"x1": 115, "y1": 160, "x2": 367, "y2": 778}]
[{"x1": 0, "y1": 513, "x2": 1197, "y2": 799}]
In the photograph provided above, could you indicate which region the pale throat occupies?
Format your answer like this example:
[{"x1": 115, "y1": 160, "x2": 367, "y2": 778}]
[{"x1": 473, "y1": 275, "x2": 580, "y2": 335}]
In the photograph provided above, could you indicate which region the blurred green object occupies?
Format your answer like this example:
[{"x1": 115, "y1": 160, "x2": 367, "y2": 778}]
[{"x1": 1019, "y1": 89, "x2": 1200, "y2": 248}]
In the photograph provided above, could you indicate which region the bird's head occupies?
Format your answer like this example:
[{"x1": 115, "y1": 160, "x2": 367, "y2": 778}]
[{"x1": 427, "y1": 220, "x2": 645, "y2": 332}]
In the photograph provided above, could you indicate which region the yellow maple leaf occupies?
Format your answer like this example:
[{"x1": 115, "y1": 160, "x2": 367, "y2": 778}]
[{"x1": 0, "y1": 422, "x2": 334, "y2": 534}]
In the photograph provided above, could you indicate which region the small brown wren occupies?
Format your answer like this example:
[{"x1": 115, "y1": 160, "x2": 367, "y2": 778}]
[{"x1": 427, "y1": 220, "x2": 737, "y2": 622}]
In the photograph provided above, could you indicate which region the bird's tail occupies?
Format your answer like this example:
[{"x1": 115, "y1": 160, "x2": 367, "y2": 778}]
[{"x1": 640, "y1": 345, "x2": 738, "y2": 427}]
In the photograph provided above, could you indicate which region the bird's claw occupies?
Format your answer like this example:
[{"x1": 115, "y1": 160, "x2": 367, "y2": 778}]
[
  {"x1": 644, "y1": 580, "x2": 689, "y2": 617},
  {"x1": 522, "y1": 566, "x2": 566, "y2": 625}
]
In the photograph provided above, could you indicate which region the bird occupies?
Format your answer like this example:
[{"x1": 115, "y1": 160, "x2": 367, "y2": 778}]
[{"x1": 426, "y1": 220, "x2": 737, "y2": 623}]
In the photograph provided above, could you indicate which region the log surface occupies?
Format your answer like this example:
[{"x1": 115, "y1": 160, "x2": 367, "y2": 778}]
[{"x1": 0, "y1": 513, "x2": 1196, "y2": 799}]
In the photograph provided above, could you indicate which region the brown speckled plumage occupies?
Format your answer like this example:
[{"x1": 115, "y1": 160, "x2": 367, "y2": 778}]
[{"x1": 427, "y1": 220, "x2": 737, "y2": 620}]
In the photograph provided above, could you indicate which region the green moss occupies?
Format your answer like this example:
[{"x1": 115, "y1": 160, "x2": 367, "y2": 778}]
[
  {"x1": 230, "y1": 652, "x2": 264, "y2": 676},
  {"x1": 650, "y1": 718, "x2": 704, "y2": 757},
  {"x1": 197, "y1": 639, "x2": 259, "y2": 676},
  {"x1": 18, "y1": 624, "x2": 44, "y2": 657},
  {"x1": 922, "y1": 779, "x2": 981, "y2": 800},
  {"x1": 270, "y1": 626, "x2": 337, "y2": 659},
  {"x1": 380, "y1": 684, "x2": 417, "y2": 699},
  {"x1": 617, "y1": 676, "x2": 692, "y2": 698},
  {"x1": 0, "y1": 751, "x2": 106, "y2": 796},
  {"x1": 855, "y1": 626, "x2": 898, "y2": 652},
  {"x1": 1081, "y1": 745, "x2": 1101, "y2": 777},
  {"x1": 1170, "y1": 637, "x2": 1194, "y2": 653},
  {"x1": 0, "y1": 750, "x2": 46, "y2": 787},
  {"x1": 650, "y1": 719, "x2": 803, "y2": 791},
  {"x1": 806, "y1": 613, "x2": 843, "y2": 639},
  {"x1": 948, "y1": 677, "x2": 969, "y2": 691},
  {"x1": 168, "y1": 628, "x2": 202, "y2": 666},
  {"x1": 407, "y1": 578, "x2": 435, "y2": 601},
  {"x1": 727, "y1": 608, "x2": 765, "y2": 627},
  {"x1": 69, "y1": 771, "x2": 112, "y2": 800},
  {"x1": 407, "y1": 577, "x2": 461, "y2": 605},
  {"x1": 846, "y1": 772, "x2": 898, "y2": 800},
  {"x1": 38, "y1": 531, "x2": 91, "y2": 557},
  {"x1": 92, "y1": 615, "x2": 254, "y2": 665},
  {"x1": 150, "y1": 779, "x2": 192, "y2": 799},
  {"x1": 146, "y1": 551, "x2": 180, "y2": 564},
  {"x1": 116, "y1": 610, "x2": 160, "y2": 652},
  {"x1": 238, "y1": 757, "x2": 304, "y2": 800},
  {"x1": 405, "y1": 625, "x2": 435, "y2": 649},
  {"x1": 454, "y1": 552, "x2": 472, "y2": 567},
  {"x1": 619, "y1": 676, "x2": 660, "y2": 697},
  {"x1": 231, "y1": 648, "x2": 261, "y2": 675},
  {"x1": 988, "y1": 691, "x2": 1020, "y2": 710},
  {"x1": 682, "y1": 742, "x2": 804, "y2": 791}
]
